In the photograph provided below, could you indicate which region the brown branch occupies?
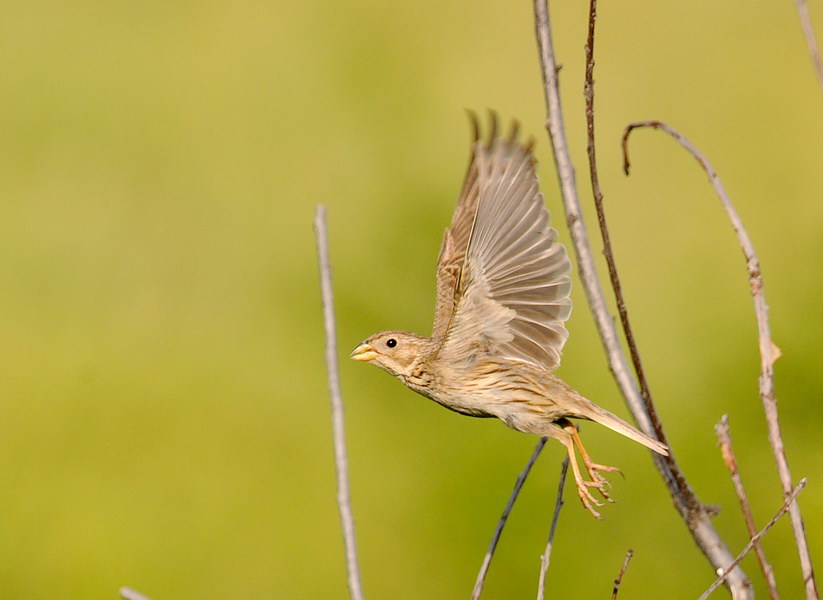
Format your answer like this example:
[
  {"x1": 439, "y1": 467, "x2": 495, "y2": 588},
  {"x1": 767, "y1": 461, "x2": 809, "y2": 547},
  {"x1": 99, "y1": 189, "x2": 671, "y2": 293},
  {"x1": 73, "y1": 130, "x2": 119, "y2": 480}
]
[
  {"x1": 794, "y1": 0, "x2": 823, "y2": 92},
  {"x1": 533, "y1": 0, "x2": 753, "y2": 596},
  {"x1": 584, "y1": 0, "x2": 672, "y2": 464},
  {"x1": 471, "y1": 438, "x2": 547, "y2": 600},
  {"x1": 314, "y1": 205, "x2": 366, "y2": 600},
  {"x1": 611, "y1": 549, "x2": 634, "y2": 600},
  {"x1": 622, "y1": 121, "x2": 818, "y2": 600},
  {"x1": 716, "y1": 415, "x2": 781, "y2": 600},
  {"x1": 696, "y1": 479, "x2": 807, "y2": 600},
  {"x1": 536, "y1": 457, "x2": 569, "y2": 600}
]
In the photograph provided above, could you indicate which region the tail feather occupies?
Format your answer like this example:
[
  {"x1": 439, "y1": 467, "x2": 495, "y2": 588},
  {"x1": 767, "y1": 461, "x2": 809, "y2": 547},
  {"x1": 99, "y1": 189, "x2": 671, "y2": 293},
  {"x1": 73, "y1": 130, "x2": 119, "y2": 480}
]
[{"x1": 583, "y1": 403, "x2": 669, "y2": 456}]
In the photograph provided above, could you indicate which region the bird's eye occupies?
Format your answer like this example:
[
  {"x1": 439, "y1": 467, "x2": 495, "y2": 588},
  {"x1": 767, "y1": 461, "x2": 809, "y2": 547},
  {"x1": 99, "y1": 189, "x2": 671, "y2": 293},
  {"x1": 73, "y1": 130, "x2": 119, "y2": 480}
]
[{"x1": 386, "y1": 338, "x2": 397, "y2": 348}]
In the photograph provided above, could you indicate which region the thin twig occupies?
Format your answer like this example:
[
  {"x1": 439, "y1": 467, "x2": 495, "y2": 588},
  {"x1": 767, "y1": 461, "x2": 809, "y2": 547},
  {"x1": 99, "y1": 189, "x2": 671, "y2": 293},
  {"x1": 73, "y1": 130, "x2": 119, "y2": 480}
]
[
  {"x1": 119, "y1": 588, "x2": 154, "y2": 600},
  {"x1": 536, "y1": 457, "x2": 569, "y2": 600},
  {"x1": 696, "y1": 479, "x2": 807, "y2": 600},
  {"x1": 314, "y1": 205, "x2": 365, "y2": 600},
  {"x1": 534, "y1": 1, "x2": 752, "y2": 597},
  {"x1": 623, "y1": 121, "x2": 818, "y2": 600},
  {"x1": 611, "y1": 549, "x2": 634, "y2": 600},
  {"x1": 716, "y1": 415, "x2": 781, "y2": 600},
  {"x1": 472, "y1": 438, "x2": 547, "y2": 600},
  {"x1": 794, "y1": 0, "x2": 823, "y2": 92},
  {"x1": 584, "y1": 0, "x2": 671, "y2": 461}
]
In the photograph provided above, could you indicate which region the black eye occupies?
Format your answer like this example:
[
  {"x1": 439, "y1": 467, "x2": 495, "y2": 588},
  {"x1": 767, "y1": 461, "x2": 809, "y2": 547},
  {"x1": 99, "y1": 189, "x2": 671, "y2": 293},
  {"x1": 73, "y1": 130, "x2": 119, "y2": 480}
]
[{"x1": 386, "y1": 338, "x2": 397, "y2": 348}]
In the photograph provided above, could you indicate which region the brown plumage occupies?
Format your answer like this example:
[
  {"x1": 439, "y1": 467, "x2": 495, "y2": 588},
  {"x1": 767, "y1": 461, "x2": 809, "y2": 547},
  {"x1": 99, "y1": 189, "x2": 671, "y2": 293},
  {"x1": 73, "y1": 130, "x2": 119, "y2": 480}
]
[{"x1": 351, "y1": 114, "x2": 668, "y2": 517}]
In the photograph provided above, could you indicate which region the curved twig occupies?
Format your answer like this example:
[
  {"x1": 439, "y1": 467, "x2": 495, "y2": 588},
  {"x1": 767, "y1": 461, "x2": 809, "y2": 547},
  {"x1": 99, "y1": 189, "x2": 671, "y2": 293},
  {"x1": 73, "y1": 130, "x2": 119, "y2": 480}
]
[
  {"x1": 314, "y1": 206, "x2": 366, "y2": 600},
  {"x1": 623, "y1": 121, "x2": 818, "y2": 600},
  {"x1": 533, "y1": 2, "x2": 753, "y2": 597}
]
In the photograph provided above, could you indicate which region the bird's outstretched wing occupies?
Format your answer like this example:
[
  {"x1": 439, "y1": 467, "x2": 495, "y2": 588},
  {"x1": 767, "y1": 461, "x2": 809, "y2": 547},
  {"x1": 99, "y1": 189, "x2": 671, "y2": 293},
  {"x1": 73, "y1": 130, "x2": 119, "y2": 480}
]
[{"x1": 432, "y1": 114, "x2": 572, "y2": 370}]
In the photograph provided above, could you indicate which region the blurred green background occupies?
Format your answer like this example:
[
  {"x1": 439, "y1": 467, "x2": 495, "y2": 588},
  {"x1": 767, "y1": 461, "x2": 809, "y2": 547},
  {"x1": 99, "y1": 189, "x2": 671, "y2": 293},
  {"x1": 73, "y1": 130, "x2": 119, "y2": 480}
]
[{"x1": 1, "y1": 0, "x2": 821, "y2": 598}]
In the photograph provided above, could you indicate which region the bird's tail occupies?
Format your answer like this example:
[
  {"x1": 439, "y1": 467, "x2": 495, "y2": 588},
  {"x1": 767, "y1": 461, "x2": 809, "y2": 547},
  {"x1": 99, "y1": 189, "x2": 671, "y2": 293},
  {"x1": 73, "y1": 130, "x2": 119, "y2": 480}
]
[{"x1": 582, "y1": 402, "x2": 669, "y2": 456}]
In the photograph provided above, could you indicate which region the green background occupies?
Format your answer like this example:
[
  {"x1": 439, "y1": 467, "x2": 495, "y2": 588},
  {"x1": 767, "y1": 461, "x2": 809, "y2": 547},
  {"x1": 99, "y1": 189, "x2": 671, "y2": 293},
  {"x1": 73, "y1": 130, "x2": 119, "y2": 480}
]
[{"x1": 1, "y1": 0, "x2": 821, "y2": 598}]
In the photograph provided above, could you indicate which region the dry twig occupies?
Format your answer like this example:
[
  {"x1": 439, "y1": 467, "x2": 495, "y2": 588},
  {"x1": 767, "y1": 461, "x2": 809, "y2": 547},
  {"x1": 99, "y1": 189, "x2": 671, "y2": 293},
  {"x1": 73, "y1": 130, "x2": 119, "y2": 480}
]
[
  {"x1": 534, "y1": 1, "x2": 752, "y2": 597},
  {"x1": 472, "y1": 438, "x2": 547, "y2": 600},
  {"x1": 716, "y1": 415, "x2": 780, "y2": 600},
  {"x1": 794, "y1": 0, "x2": 823, "y2": 92},
  {"x1": 314, "y1": 205, "x2": 366, "y2": 600},
  {"x1": 611, "y1": 550, "x2": 634, "y2": 600},
  {"x1": 623, "y1": 121, "x2": 818, "y2": 600},
  {"x1": 536, "y1": 457, "x2": 570, "y2": 600},
  {"x1": 120, "y1": 588, "x2": 154, "y2": 600},
  {"x1": 696, "y1": 479, "x2": 807, "y2": 600}
]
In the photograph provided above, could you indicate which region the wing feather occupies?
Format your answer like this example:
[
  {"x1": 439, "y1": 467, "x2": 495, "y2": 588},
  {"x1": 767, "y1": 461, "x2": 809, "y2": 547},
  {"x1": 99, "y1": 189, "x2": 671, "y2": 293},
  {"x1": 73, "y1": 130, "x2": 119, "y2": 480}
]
[{"x1": 433, "y1": 114, "x2": 572, "y2": 370}]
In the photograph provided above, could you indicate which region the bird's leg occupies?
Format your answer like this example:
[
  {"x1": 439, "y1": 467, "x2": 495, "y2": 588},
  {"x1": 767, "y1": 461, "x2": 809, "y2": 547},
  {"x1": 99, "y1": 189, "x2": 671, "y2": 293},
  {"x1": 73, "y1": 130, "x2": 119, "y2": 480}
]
[
  {"x1": 564, "y1": 422, "x2": 621, "y2": 503},
  {"x1": 556, "y1": 428, "x2": 604, "y2": 519}
]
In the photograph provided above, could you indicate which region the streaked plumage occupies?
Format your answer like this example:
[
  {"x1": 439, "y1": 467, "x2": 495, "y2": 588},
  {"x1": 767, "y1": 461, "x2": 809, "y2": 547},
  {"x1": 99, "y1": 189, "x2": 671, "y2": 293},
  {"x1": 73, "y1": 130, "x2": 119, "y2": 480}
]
[{"x1": 351, "y1": 114, "x2": 667, "y2": 517}]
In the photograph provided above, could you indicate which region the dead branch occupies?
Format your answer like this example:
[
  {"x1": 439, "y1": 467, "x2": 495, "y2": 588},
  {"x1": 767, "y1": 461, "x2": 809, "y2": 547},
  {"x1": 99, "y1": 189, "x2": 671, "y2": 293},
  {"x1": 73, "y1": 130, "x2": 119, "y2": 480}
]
[
  {"x1": 622, "y1": 120, "x2": 818, "y2": 600},
  {"x1": 536, "y1": 457, "x2": 569, "y2": 600},
  {"x1": 314, "y1": 205, "x2": 366, "y2": 600},
  {"x1": 584, "y1": 0, "x2": 671, "y2": 463},
  {"x1": 611, "y1": 550, "x2": 634, "y2": 600},
  {"x1": 716, "y1": 415, "x2": 781, "y2": 600},
  {"x1": 534, "y1": 1, "x2": 753, "y2": 597},
  {"x1": 793, "y1": 0, "x2": 823, "y2": 92},
  {"x1": 120, "y1": 588, "x2": 154, "y2": 600},
  {"x1": 696, "y1": 479, "x2": 807, "y2": 600},
  {"x1": 472, "y1": 438, "x2": 547, "y2": 600}
]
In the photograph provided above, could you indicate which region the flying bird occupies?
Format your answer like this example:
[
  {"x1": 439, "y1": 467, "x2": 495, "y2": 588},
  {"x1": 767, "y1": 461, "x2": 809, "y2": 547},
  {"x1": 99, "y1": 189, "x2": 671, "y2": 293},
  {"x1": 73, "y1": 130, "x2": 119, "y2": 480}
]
[{"x1": 351, "y1": 114, "x2": 668, "y2": 517}]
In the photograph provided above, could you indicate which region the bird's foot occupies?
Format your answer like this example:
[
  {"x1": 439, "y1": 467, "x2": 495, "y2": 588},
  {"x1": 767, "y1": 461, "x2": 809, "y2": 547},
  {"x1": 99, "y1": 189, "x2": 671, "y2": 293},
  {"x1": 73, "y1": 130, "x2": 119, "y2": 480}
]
[
  {"x1": 582, "y1": 459, "x2": 621, "y2": 503},
  {"x1": 573, "y1": 475, "x2": 605, "y2": 519}
]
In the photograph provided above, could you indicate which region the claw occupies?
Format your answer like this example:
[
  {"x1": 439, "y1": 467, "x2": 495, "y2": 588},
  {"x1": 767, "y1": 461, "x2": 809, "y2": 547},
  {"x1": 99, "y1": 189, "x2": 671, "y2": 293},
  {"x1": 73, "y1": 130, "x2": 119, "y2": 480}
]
[{"x1": 574, "y1": 478, "x2": 603, "y2": 518}]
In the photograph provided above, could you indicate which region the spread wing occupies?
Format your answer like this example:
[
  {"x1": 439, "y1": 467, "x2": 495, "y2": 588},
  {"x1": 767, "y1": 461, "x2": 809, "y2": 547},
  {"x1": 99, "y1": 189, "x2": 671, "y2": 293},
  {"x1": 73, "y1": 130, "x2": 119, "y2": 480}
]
[{"x1": 432, "y1": 115, "x2": 572, "y2": 370}]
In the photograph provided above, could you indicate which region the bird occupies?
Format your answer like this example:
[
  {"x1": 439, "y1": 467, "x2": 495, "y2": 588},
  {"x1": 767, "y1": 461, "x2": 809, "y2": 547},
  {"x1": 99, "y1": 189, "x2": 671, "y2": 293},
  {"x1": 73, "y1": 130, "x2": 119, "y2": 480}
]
[{"x1": 350, "y1": 114, "x2": 668, "y2": 518}]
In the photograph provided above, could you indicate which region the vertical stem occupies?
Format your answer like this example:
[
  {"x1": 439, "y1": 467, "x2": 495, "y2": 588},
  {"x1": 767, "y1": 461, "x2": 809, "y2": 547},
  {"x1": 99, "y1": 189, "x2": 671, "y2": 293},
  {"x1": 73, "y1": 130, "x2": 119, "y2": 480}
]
[{"x1": 314, "y1": 205, "x2": 365, "y2": 600}]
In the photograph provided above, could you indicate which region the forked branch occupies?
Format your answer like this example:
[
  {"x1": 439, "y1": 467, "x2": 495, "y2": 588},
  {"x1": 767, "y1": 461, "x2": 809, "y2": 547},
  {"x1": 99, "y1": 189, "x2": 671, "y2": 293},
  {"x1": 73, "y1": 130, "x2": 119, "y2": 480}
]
[
  {"x1": 696, "y1": 479, "x2": 807, "y2": 600},
  {"x1": 472, "y1": 438, "x2": 547, "y2": 600},
  {"x1": 623, "y1": 121, "x2": 818, "y2": 600}
]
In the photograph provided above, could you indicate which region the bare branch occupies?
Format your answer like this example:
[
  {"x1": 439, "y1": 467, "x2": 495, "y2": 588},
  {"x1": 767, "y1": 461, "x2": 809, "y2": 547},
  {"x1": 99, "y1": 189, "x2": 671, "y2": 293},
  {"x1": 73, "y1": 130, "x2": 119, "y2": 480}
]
[
  {"x1": 120, "y1": 588, "x2": 154, "y2": 600},
  {"x1": 611, "y1": 550, "x2": 634, "y2": 600},
  {"x1": 314, "y1": 205, "x2": 366, "y2": 600},
  {"x1": 696, "y1": 479, "x2": 807, "y2": 600},
  {"x1": 536, "y1": 457, "x2": 569, "y2": 600},
  {"x1": 716, "y1": 415, "x2": 781, "y2": 600},
  {"x1": 533, "y1": 1, "x2": 752, "y2": 597},
  {"x1": 471, "y1": 438, "x2": 547, "y2": 600},
  {"x1": 584, "y1": 0, "x2": 671, "y2": 460},
  {"x1": 623, "y1": 121, "x2": 818, "y2": 600},
  {"x1": 794, "y1": 0, "x2": 823, "y2": 92}
]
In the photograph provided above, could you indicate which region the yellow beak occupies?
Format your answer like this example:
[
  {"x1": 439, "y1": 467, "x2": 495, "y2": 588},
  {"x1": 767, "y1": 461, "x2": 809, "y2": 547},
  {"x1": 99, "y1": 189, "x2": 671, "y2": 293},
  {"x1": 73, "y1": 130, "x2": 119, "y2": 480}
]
[{"x1": 350, "y1": 343, "x2": 378, "y2": 362}]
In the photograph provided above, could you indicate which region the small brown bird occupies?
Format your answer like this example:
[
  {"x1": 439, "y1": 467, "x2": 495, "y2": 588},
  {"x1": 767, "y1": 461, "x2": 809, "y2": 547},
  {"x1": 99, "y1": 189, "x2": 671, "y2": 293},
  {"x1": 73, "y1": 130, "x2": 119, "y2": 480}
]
[{"x1": 351, "y1": 115, "x2": 668, "y2": 517}]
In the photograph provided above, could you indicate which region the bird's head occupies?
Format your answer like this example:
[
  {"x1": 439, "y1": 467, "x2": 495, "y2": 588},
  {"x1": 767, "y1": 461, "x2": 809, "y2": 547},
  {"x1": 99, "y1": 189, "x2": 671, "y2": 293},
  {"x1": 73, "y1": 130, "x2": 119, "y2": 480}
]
[{"x1": 350, "y1": 330, "x2": 430, "y2": 379}]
